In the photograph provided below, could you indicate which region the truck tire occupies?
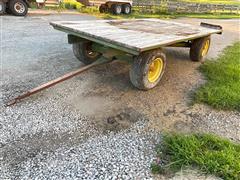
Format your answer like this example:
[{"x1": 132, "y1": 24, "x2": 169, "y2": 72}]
[
  {"x1": 111, "y1": 4, "x2": 122, "y2": 15},
  {"x1": 72, "y1": 41, "x2": 101, "y2": 65},
  {"x1": 190, "y1": 36, "x2": 211, "y2": 62},
  {"x1": 0, "y1": 1, "x2": 6, "y2": 14},
  {"x1": 9, "y1": 0, "x2": 28, "y2": 16},
  {"x1": 129, "y1": 49, "x2": 166, "y2": 90},
  {"x1": 122, "y1": 4, "x2": 131, "y2": 14},
  {"x1": 99, "y1": 4, "x2": 107, "y2": 13}
]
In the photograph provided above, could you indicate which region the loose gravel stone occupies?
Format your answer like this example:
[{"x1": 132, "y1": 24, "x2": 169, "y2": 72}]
[{"x1": 1, "y1": 121, "x2": 161, "y2": 179}]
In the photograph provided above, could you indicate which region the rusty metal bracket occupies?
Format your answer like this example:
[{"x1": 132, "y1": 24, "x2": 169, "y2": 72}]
[
  {"x1": 5, "y1": 57, "x2": 113, "y2": 107},
  {"x1": 200, "y1": 22, "x2": 223, "y2": 34}
]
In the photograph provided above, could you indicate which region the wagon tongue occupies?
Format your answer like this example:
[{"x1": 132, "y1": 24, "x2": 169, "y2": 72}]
[{"x1": 5, "y1": 57, "x2": 113, "y2": 106}]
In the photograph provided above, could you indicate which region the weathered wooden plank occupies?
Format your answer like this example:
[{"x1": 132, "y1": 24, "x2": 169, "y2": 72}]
[
  {"x1": 50, "y1": 19, "x2": 222, "y2": 54},
  {"x1": 52, "y1": 26, "x2": 140, "y2": 55}
]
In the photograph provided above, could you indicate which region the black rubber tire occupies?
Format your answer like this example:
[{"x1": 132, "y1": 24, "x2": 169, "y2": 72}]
[
  {"x1": 72, "y1": 41, "x2": 101, "y2": 65},
  {"x1": 129, "y1": 49, "x2": 166, "y2": 90},
  {"x1": 122, "y1": 4, "x2": 131, "y2": 14},
  {"x1": 111, "y1": 4, "x2": 122, "y2": 15},
  {"x1": 6, "y1": 7, "x2": 12, "y2": 14},
  {"x1": 99, "y1": 4, "x2": 107, "y2": 13},
  {"x1": 0, "y1": 2, "x2": 6, "y2": 14},
  {"x1": 190, "y1": 36, "x2": 211, "y2": 62},
  {"x1": 9, "y1": 0, "x2": 28, "y2": 16}
]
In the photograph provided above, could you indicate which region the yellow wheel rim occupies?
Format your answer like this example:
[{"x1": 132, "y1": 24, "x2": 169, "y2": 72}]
[
  {"x1": 201, "y1": 40, "x2": 210, "y2": 56},
  {"x1": 148, "y1": 58, "x2": 163, "y2": 83}
]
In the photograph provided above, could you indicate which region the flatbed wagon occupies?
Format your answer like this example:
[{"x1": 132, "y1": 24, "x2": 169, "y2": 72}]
[
  {"x1": 50, "y1": 19, "x2": 222, "y2": 90},
  {"x1": 6, "y1": 19, "x2": 223, "y2": 106}
]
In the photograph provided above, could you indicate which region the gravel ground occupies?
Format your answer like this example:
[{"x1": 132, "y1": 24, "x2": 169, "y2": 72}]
[
  {"x1": 1, "y1": 14, "x2": 239, "y2": 179},
  {"x1": 1, "y1": 120, "x2": 161, "y2": 179}
]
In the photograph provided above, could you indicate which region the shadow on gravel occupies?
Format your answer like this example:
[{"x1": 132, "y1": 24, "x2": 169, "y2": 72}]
[{"x1": 1, "y1": 129, "x2": 90, "y2": 168}]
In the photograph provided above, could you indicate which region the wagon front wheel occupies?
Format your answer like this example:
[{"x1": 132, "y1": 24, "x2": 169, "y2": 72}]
[
  {"x1": 190, "y1": 36, "x2": 211, "y2": 62},
  {"x1": 130, "y1": 49, "x2": 166, "y2": 90},
  {"x1": 72, "y1": 42, "x2": 101, "y2": 65}
]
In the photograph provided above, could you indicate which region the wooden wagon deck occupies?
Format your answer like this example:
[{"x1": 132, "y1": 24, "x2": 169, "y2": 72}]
[{"x1": 50, "y1": 19, "x2": 222, "y2": 55}]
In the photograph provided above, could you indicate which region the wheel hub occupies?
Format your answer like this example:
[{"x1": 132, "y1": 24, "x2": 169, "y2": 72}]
[
  {"x1": 125, "y1": 7, "x2": 130, "y2": 13},
  {"x1": 86, "y1": 44, "x2": 98, "y2": 58},
  {"x1": 201, "y1": 40, "x2": 210, "y2": 56},
  {"x1": 14, "y1": 2, "x2": 25, "y2": 13},
  {"x1": 148, "y1": 58, "x2": 163, "y2": 83},
  {"x1": 116, "y1": 6, "x2": 121, "y2": 14}
]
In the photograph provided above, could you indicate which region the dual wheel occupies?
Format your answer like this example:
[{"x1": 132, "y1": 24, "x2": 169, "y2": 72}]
[
  {"x1": 99, "y1": 3, "x2": 131, "y2": 15},
  {"x1": 7, "y1": 0, "x2": 28, "y2": 16},
  {"x1": 72, "y1": 36, "x2": 210, "y2": 90}
]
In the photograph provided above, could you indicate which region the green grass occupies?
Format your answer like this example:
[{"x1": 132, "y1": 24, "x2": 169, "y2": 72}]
[
  {"x1": 78, "y1": 6, "x2": 240, "y2": 19},
  {"x1": 62, "y1": 0, "x2": 83, "y2": 10},
  {"x1": 179, "y1": 0, "x2": 240, "y2": 5},
  {"x1": 32, "y1": 1, "x2": 240, "y2": 19},
  {"x1": 82, "y1": 10, "x2": 240, "y2": 19},
  {"x1": 151, "y1": 133, "x2": 240, "y2": 179},
  {"x1": 98, "y1": 12, "x2": 174, "y2": 19},
  {"x1": 195, "y1": 42, "x2": 240, "y2": 111},
  {"x1": 174, "y1": 13, "x2": 240, "y2": 19}
]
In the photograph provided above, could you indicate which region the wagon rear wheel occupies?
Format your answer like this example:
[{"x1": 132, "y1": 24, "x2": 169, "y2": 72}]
[
  {"x1": 130, "y1": 49, "x2": 166, "y2": 90},
  {"x1": 72, "y1": 41, "x2": 101, "y2": 65},
  {"x1": 190, "y1": 36, "x2": 211, "y2": 62},
  {"x1": 111, "y1": 4, "x2": 122, "y2": 15},
  {"x1": 122, "y1": 4, "x2": 131, "y2": 14}
]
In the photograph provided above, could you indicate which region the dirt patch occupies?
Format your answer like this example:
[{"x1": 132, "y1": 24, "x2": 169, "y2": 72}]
[
  {"x1": 100, "y1": 107, "x2": 147, "y2": 133},
  {"x1": 64, "y1": 72, "x2": 147, "y2": 133},
  {"x1": 70, "y1": 96, "x2": 115, "y2": 116},
  {"x1": 69, "y1": 95, "x2": 147, "y2": 133},
  {"x1": 79, "y1": 47, "x2": 200, "y2": 134}
]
